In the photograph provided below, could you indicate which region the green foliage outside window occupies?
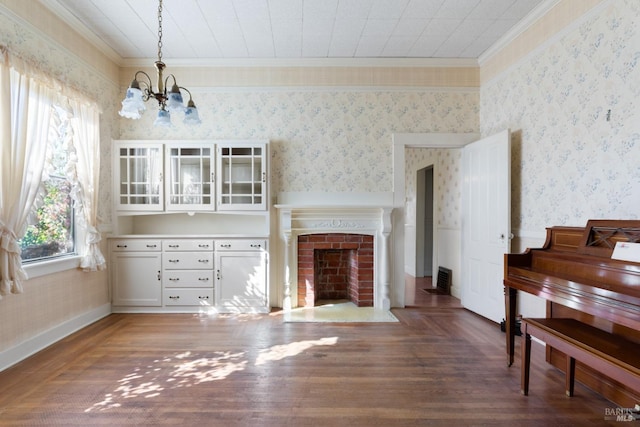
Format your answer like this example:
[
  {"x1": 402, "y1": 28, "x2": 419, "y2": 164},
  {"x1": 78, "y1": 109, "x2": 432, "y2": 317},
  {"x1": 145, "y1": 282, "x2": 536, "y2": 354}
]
[{"x1": 20, "y1": 178, "x2": 74, "y2": 261}]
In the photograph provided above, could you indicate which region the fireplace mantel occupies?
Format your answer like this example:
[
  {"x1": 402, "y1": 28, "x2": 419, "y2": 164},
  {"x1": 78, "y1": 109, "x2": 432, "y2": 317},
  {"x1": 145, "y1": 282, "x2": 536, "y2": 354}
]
[{"x1": 275, "y1": 204, "x2": 393, "y2": 311}]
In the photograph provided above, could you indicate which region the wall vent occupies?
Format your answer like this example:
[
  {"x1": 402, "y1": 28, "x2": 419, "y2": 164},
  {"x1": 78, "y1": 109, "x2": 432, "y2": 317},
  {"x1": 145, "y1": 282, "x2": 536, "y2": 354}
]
[{"x1": 436, "y1": 266, "x2": 452, "y2": 295}]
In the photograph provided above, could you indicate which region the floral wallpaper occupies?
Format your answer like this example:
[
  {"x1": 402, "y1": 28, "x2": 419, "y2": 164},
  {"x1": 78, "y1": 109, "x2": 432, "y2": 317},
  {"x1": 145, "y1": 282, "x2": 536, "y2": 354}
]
[
  {"x1": 481, "y1": 0, "x2": 640, "y2": 234},
  {"x1": 405, "y1": 148, "x2": 462, "y2": 229},
  {"x1": 119, "y1": 90, "x2": 479, "y2": 200}
]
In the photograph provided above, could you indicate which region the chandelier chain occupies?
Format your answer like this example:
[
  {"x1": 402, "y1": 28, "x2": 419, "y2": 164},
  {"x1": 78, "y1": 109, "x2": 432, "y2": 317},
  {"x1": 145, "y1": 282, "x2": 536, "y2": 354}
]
[
  {"x1": 119, "y1": 0, "x2": 200, "y2": 125},
  {"x1": 157, "y1": 0, "x2": 163, "y2": 62}
]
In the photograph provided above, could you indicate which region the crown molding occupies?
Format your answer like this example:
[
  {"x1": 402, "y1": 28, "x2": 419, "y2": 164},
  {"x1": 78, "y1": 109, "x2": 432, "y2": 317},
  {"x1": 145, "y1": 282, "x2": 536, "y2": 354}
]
[
  {"x1": 120, "y1": 57, "x2": 479, "y2": 69},
  {"x1": 481, "y1": 0, "x2": 613, "y2": 86},
  {"x1": 478, "y1": 0, "x2": 561, "y2": 66},
  {"x1": 39, "y1": 0, "x2": 124, "y2": 65},
  {"x1": 182, "y1": 86, "x2": 479, "y2": 93},
  {"x1": 2, "y1": 0, "x2": 118, "y2": 88}
]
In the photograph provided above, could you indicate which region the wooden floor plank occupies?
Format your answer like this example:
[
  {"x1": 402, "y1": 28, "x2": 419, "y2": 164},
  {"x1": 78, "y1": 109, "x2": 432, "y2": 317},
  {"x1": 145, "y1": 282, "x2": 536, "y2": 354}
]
[{"x1": 0, "y1": 292, "x2": 622, "y2": 426}]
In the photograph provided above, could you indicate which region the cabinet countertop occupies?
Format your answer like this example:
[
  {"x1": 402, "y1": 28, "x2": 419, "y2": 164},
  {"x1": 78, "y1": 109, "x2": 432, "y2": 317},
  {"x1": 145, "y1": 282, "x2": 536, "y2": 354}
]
[{"x1": 108, "y1": 234, "x2": 270, "y2": 239}]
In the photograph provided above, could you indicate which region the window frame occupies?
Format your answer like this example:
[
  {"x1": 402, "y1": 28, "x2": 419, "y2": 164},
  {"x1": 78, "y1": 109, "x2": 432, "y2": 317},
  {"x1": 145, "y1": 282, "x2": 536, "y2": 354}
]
[
  {"x1": 18, "y1": 104, "x2": 87, "y2": 277},
  {"x1": 22, "y1": 253, "x2": 82, "y2": 279},
  {"x1": 21, "y1": 216, "x2": 87, "y2": 279}
]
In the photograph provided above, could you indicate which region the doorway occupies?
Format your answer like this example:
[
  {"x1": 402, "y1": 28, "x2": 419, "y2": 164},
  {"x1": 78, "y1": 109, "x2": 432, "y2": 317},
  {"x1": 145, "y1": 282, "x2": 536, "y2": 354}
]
[
  {"x1": 416, "y1": 166, "x2": 434, "y2": 278},
  {"x1": 392, "y1": 132, "x2": 480, "y2": 308}
]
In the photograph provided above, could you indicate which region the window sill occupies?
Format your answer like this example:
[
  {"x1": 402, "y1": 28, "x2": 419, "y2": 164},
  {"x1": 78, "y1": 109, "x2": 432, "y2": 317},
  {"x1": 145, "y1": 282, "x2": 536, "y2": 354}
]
[{"x1": 23, "y1": 255, "x2": 81, "y2": 279}]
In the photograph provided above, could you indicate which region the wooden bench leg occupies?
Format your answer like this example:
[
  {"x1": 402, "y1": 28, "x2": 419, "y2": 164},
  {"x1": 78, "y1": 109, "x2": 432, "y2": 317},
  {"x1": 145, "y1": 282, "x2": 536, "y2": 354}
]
[
  {"x1": 566, "y1": 355, "x2": 575, "y2": 397},
  {"x1": 521, "y1": 325, "x2": 531, "y2": 395}
]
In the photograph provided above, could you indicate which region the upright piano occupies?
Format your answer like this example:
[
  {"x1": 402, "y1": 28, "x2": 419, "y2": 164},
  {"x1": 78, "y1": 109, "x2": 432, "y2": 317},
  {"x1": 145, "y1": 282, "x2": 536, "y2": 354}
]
[{"x1": 504, "y1": 220, "x2": 640, "y2": 404}]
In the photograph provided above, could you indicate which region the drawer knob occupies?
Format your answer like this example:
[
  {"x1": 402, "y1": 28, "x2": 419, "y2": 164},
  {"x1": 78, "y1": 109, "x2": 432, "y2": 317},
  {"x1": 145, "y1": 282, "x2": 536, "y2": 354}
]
[
  {"x1": 169, "y1": 278, "x2": 180, "y2": 281},
  {"x1": 250, "y1": 244, "x2": 261, "y2": 248},
  {"x1": 198, "y1": 295, "x2": 209, "y2": 300},
  {"x1": 199, "y1": 277, "x2": 209, "y2": 282},
  {"x1": 168, "y1": 244, "x2": 179, "y2": 248},
  {"x1": 169, "y1": 259, "x2": 179, "y2": 263},
  {"x1": 169, "y1": 295, "x2": 180, "y2": 300},
  {"x1": 116, "y1": 244, "x2": 128, "y2": 248},
  {"x1": 198, "y1": 259, "x2": 209, "y2": 263},
  {"x1": 146, "y1": 244, "x2": 157, "y2": 248},
  {"x1": 198, "y1": 244, "x2": 210, "y2": 248}
]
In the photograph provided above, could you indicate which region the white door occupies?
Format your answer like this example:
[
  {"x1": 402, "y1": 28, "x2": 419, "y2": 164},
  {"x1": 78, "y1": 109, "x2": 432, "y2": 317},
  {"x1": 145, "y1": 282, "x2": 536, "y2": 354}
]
[{"x1": 461, "y1": 129, "x2": 511, "y2": 323}]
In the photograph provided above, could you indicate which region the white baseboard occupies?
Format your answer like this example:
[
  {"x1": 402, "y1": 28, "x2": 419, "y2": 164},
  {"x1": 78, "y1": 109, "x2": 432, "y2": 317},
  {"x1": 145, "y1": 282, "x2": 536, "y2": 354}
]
[{"x1": 0, "y1": 303, "x2": 112, "y2": 372}]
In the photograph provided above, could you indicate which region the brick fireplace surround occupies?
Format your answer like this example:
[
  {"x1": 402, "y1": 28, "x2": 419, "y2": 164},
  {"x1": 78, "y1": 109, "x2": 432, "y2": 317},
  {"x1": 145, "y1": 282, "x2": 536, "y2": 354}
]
[
  {"x1": 297, "y1": 233, "x2": 374, "y2": 307},
  {"x1": 276, "y1": 205, "x2": 393, "y2": 311}
]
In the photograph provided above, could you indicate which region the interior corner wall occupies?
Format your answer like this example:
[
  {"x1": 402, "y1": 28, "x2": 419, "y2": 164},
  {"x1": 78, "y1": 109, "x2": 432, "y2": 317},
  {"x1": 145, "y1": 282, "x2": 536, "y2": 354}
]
[
  {"x1": 479, "y1": 0, "x2": 640, "y2": 317},
  {"x1": 0, "y1": 1, "x2": 118, "y2": 369}
]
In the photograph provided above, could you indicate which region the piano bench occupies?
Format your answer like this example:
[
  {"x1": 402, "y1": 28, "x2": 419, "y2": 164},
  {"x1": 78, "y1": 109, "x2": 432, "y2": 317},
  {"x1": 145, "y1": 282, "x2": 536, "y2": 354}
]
[{"x1": 521, "y1": 318, "x2": 640, "y2": 397}]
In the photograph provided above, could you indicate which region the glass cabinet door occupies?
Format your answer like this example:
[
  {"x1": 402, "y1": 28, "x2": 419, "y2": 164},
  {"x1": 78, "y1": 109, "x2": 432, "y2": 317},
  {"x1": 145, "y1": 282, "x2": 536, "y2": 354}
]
[
  {"x1": 115, "y1": 143, "x2": 163, "y2": 211},
  {"x1": 217, "y1": 143, "x2": 267, "y2": 210},
  {"x1": 166, "y1": 144, "x2": 215, "y2": 211}
]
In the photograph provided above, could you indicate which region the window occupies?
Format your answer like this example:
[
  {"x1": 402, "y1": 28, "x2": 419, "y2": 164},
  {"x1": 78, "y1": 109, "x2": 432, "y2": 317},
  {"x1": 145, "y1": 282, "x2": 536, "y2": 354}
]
[
  {"x1": 19, "y1": 108, "x2": 76, "y2": 262},
  {"x1": 2, "y1": 47, "x2": 104, "y2": 290}
]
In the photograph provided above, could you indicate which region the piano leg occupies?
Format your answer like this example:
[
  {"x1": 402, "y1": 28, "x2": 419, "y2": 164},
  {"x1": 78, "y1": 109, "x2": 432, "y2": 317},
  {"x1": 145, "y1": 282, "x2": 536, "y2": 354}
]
[
  {"x1": 521, "y1": 323, "x2": 531, "y2": 395},
  {"x1": 566, "y1": 356, "x2": 575, "y2": 397},
  {"x1": 505, "y1": 286, "x2": 517, "y2": 366}
]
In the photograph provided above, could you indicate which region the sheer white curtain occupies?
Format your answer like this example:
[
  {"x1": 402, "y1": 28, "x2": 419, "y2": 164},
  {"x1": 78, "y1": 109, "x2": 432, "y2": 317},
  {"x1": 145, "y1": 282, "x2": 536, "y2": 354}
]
[
  {"x1": 0, "y1": 47, "x2": 54, "y2": 297},
  {"x1": 68, "y1": 100, "x2": 105, "y2": 271}
]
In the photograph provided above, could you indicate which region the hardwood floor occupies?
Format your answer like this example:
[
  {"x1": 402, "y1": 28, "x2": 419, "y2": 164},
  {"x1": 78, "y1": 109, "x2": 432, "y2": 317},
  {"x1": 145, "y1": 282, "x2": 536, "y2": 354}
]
[{"x1": 0, "y1": 284, "x2": 620, "y2": 426}]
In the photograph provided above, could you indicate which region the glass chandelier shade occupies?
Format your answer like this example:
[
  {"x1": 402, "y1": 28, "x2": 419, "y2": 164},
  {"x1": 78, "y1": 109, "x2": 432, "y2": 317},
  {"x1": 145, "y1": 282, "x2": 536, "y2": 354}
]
[
  {"x1": 118, "y1": 0, "x2": 200, "y2": 126},
  {"x1": 184, "y1": 99, "x2": 201, "y2": 125},
  {"x1": 166, "y1": 84, "x2": 185, "y2": 112},
  {"x1": 153, "y1": 107, "x2": 172, "y2": 127},
  {"x1": 119, "y1": 86, "x2": 145, "y2": 119}
]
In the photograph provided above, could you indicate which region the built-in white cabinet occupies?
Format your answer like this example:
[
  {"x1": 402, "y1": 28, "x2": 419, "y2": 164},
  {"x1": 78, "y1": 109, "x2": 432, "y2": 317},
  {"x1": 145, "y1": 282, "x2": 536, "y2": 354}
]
[
  {"x1": 162, "y1": 239, "x2": 214, "y2": 307},
  {"x1": 109, "y1": 237, "x2": 269, "y2": 313},
  {"x1": 165, "y1": 144, "x2": 215, "y2": 211},
  {"x1": 111, "y1": 239, "x2": 162, "y2": 307},
  {"x1": 114, "y1": 143, "x2": 164, "y2": 211},
  {"x1": 113, "y1": 140, "x2": 268, "y2": 216},
  {"x1": 217, "y1": 143, "x2": 267, "y2": 211},
  {"x1": 110, "y1": 140, "x2": 270, "y2": 313},
  {"x1": 215, "y1": 240, "x2": 268, "y2": 313}
]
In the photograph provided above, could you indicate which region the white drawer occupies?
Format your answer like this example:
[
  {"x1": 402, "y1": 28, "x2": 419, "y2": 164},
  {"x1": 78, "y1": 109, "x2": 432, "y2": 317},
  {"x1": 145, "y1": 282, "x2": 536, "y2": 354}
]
[
  {"x1": 162, "y1": 270, "x2": 214, "y2": 288},
  {"x1": 163, "y1": 252, "x2": 214, "y2": 270},
  {"x1": 163, "y1": 239, "x2": 214, "y2": 251},
  {"x1": 164, "y1": 289, "x2": 214, "y2": 306},
  {"x1": 111, "y1": 239, "x2": 161, "y2": 252},
  {"x1": 215, "y1": 239, "x2": 266, "y2": 251}
]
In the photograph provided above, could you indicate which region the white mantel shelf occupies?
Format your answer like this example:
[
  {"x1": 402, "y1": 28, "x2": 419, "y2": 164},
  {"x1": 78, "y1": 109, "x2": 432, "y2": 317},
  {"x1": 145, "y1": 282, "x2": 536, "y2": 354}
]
[
  {"x1": 274, "y1": 205, "x2": 393, "y2": 209},
  {"x1": 275, "y1": 204, "x2": 394, "y2": 311}
]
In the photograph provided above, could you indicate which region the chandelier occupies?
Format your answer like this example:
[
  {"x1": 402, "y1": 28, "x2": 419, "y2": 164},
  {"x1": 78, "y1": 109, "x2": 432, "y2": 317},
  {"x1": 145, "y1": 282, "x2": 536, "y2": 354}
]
[{"x1": 118, "y1": 0, "x2": 200, "y2": 126}]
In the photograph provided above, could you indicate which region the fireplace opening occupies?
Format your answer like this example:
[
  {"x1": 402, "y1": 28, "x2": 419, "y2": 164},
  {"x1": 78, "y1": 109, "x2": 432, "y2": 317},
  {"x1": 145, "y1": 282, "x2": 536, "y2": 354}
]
[
  {"x1": 298, "y1": 233, "x2": 374, "y2": 307},
  {"x1": 315, "y1": 248, "x2": 354, "y2": 302}
]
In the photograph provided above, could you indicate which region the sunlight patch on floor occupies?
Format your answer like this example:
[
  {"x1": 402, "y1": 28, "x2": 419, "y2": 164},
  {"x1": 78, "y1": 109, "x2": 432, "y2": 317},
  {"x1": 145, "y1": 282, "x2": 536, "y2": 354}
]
[{"x1": 283, "y1": 300, "x2": 398, "y2": 323}]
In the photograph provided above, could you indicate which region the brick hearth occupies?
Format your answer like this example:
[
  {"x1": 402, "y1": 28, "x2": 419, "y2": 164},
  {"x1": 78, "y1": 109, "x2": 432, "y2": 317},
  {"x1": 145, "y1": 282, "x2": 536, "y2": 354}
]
[{"x1": 297, "y1": 233, "x2": 374, "y2": 307}]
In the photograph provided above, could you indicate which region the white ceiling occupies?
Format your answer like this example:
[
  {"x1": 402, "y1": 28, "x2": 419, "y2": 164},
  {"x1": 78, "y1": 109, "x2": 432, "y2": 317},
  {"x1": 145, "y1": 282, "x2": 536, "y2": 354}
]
[{"x1": 43, "y1": 0, "x2": 548, "y2": 65}]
